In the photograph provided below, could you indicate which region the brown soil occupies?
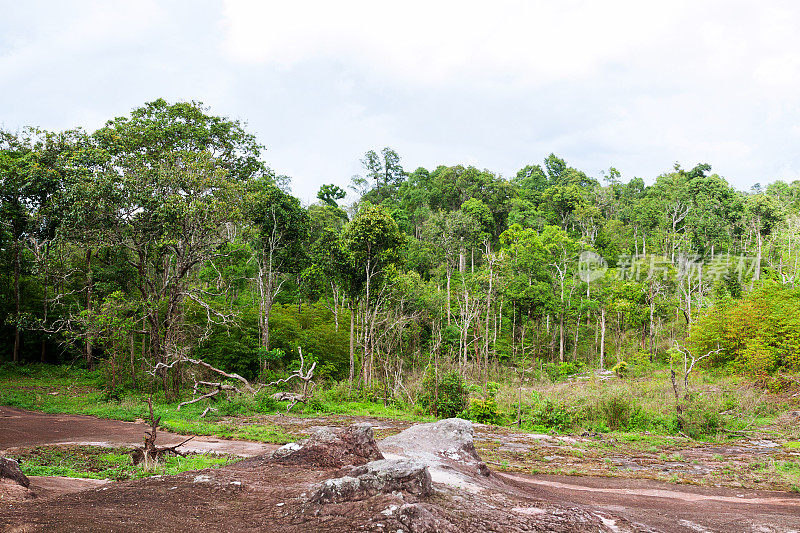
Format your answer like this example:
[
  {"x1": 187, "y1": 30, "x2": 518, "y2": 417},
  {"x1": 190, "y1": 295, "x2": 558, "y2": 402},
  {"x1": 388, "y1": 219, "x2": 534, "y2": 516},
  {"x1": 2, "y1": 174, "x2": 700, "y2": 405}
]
[
  {"x1": 0, "y1": 406, "x2": 276, "y2": 457},
  {"x1": 2, "y1": 408, "x2": 800, "y2": 532}
]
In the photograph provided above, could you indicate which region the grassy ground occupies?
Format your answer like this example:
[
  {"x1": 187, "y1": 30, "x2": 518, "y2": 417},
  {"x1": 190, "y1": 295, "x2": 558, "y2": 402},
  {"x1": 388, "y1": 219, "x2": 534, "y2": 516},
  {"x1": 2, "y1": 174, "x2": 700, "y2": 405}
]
[
  {"x1": 0, "y1": 363, "x2": 431, "y2": 445},
  {"x1": 486, "y1": 365, "x2": 800, "y2": 439},
  {"x1": 6, "y1": 445, "x2": 236, "y2": 481}
]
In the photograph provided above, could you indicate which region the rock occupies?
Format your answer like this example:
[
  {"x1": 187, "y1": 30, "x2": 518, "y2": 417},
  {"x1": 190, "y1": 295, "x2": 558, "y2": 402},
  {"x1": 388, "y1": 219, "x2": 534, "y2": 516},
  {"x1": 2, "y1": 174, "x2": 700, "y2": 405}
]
[
  {"x1": 379, "y1": 418, "x2": 490, "y2": 493},
  {"x1": 380, "y1": 418, "x2": 480, "y2": 465},
  {"x1": 0, "y1": 457, "x2": 29, "y2": 488},
  {"x1": 0, "y1": 478, "x2": 36, "y2": 502},
  {"x1": 398, "y1": 503, "x2": 457, "y2": 533},
  {"x1": 310, "y1": 458, "x2": 432, "y2": 503},
  {"x1": 271, "y1": 423, "x2": 384, "y2": 468}
]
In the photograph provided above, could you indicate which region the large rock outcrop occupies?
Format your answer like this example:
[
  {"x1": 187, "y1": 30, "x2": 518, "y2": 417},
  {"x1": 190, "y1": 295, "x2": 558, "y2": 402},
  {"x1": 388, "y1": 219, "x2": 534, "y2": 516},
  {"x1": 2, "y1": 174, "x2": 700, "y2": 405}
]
[
  {"x1": 380, "y1": 417, "x2": 480, "y2": 465},
  {"x1": 309, "y1": 458, "x2": 432, "y2": 503},
  {"x1": 379, "y1": 418, "x2": 490, "y2": 492},
  {"x1": 271, "y1": 423, "x2": 383, "y2": 468}
]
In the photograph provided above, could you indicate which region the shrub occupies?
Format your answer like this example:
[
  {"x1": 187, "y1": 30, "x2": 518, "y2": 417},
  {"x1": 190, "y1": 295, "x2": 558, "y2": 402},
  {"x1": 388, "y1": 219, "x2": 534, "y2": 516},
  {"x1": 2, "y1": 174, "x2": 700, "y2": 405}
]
[
  {"x1": 418, "y1": 366, "x2": 468, "y2": 419},
  {"x1": 611, "y1": 361, "x2": 629, "y2": 378},
  {"x1": 255, "y1": 391, "x2": 279, "y2": 413},
  {"x1": 595, "y1": 394, "x2": 636, "y2": 430},
  {"x1": 306, "y1": 396, "x2": 325, "y2": 412},
  {"x1": 543, "y1": 361, "x2": 584, "y2": 381},
  {"x1": 464, "y1": 382, "x2": 504, "y2": 425},
  {"x1": 525, "y1": 392, "x2": 579, "y2": 431},
  {"x1": 216, "y1": 395, "x2": 256, "y2": 417},
  {"x1": 679, "y1": 400, "x2": 722, "y2": 439}
]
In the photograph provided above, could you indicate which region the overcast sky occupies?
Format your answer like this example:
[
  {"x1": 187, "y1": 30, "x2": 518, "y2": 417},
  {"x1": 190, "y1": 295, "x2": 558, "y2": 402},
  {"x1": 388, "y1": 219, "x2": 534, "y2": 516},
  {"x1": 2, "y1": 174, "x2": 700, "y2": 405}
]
[{"x1": 2, "y1": 1, "x2": 800, "y2": 203}]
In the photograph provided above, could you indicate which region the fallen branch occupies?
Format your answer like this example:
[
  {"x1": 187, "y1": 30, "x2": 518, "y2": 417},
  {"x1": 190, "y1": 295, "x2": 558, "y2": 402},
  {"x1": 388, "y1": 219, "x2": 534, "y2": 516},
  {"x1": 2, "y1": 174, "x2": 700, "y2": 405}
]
[
  {"x1": 178, "y1": 380, "x2": 240, "y2": 410},
  {"x1": 200, "y1": 406, "x2": 218, "y2": 418}
]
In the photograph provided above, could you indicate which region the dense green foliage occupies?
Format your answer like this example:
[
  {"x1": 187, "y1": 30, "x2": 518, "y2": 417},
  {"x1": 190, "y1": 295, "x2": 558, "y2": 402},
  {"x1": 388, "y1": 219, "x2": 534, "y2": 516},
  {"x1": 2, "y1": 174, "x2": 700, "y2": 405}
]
[
  {"x1": 689, "y1": 284, "x2": 800, "y2": 373},
  {"x1": 3, "y1": 98, "x2": 800, "y2": 426}
]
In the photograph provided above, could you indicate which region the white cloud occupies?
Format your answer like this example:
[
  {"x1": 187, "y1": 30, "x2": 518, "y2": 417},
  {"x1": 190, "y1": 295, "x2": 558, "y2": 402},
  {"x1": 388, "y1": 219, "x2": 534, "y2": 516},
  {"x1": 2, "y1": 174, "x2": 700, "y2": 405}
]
[
  {"x1": 4, "y1": 0, "x2": 800, "y2": 199},
  {"x1": 221, "y1": 0, "x2": 693, "y2": 87}
]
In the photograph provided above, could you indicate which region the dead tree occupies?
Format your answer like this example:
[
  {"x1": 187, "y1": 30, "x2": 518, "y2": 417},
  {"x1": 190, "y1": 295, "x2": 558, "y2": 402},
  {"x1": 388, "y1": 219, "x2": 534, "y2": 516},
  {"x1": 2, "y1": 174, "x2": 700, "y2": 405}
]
[
  {"x1": 267, "y1": 347, "x2": 316, "y2": 412},
  {"x1": 670, "y1": 342, "x2": 722, "y2": 433},
  {"x1": 131, "y1": 396, "x2": 194, "y2": 467},
  {"x1": 149, "y1": 357, "x2": 257, "y2": 411}
]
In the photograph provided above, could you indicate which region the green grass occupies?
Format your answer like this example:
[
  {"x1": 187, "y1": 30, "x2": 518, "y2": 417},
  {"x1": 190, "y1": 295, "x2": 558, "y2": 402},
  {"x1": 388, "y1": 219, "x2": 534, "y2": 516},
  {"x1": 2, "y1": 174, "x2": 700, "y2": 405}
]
[
  {"x1": 0, "y1": 364, "x2": 295, "y2": 443},
  {"x1": 2, "y1": 362, "x2": 797, "y2": 445},
  {"x1": 8, "y1": 445, "x2": 235, "y2": 481}
]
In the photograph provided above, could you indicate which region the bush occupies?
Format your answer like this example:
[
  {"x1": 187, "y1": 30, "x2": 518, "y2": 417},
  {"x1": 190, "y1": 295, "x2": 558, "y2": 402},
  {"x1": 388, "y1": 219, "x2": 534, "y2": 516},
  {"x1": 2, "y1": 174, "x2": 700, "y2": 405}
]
[
  {"x1": 611, "y1": 361, "x2": 629, "y2": 378},
  {"x1": 595, "y1": 394, "x2": 638, "y2": 430},
  {"x1": 306, "y1": 396, "x2": 325, "y2": 412},
  {"x1": 525, "y1": 392, "x2": 579, "y2": 431},
  {"x1": 464, "y1": 382, "x2": 504, "y2": 425},
  {"x1": 418, "y1": 366, "x2": 468, "y2": 419},
  {"x1": 543, "y1": 361, "x2": 584, "y2": 381},
  {"x1": 255, "y1": 391, "x2": 279, "y2": 413},
  {"x1": 216, "y1": 395, "x2": 256, "y2": 417},
  {"x1": 679, "y1": 399, "x2": 722, "y2": 439}
]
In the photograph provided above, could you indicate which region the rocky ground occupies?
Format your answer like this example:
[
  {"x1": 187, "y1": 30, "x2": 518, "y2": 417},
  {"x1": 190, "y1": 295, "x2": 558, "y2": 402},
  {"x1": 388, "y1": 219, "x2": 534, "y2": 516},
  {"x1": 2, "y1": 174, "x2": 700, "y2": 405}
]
[{"x1": 2, "y1": 407, "x2": 800, "y2": 532}]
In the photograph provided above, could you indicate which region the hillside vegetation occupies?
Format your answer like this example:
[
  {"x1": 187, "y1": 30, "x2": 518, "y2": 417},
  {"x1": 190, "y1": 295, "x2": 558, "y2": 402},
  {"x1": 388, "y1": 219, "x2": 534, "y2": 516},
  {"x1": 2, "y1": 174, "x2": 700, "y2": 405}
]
[{"x1": 2, "y1": 100, "x2": 800, "y2": 439}]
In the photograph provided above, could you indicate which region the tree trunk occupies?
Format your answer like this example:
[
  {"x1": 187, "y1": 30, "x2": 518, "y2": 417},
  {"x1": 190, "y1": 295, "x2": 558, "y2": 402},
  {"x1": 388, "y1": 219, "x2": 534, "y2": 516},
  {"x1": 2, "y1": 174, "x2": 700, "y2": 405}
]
[
  {"x1": 755, "y1": 231, "x2": 762, "y2": 281},
  {"x1": 12, "y1": 240, "x2": 21, "y2": 363},
  {"x1": 484, "y1": 261, "x2": 493, "y2": 379},
  {"x1": 130, "y1": 334, "x2": 138, "y2": 389},
  {"x1": 599, "y1": 308, "x2": 606, "y2": 369},
  {"x1": 85, "y1": 249, "x2": 93, "y2": 369},
  {"x1": 349, "y1": 301, "x2": 355, "y2": 387},
  {"x1": 40, "y1": 243, "x2": 49, "y2": 363},
  {"x1": 446, "y1": 270, "x2": 451, "y2": 326},
  {"x1": 649, "y1": 296, "x2": 656, "y2": 362}
]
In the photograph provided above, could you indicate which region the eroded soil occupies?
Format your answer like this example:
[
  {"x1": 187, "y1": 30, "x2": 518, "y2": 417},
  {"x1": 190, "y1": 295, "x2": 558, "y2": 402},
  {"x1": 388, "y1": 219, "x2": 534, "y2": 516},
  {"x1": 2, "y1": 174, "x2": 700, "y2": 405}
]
[{"x1": 2, "y1": 407, "x2": 800, "y2": 532}]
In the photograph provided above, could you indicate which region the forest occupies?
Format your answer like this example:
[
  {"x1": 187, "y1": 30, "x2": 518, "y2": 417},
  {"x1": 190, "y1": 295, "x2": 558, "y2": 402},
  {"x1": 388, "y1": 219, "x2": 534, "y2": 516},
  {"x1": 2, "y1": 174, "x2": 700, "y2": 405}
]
[{"x1": 2, "y1": 99, "x2": 800, "y2": 429}]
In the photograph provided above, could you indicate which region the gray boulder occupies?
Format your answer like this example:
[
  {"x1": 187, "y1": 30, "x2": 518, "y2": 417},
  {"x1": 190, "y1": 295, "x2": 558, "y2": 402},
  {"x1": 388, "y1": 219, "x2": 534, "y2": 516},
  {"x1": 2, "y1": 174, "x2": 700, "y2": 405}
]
[
  {"x1": 398, "y1": 503, "x2": 458, "y2": 533},
  {"x1": 380, "y1": 417, "x2": 480, "y2": 465},
  {"x1": 310, "y1": 458, "x2": 432, "y2": 503},
  {"x1": 271, "y1": 423, "x2": 383, "y2": 468},
  {"x1": 0, "y1": 457, "x2": 29, "y2": 488}
]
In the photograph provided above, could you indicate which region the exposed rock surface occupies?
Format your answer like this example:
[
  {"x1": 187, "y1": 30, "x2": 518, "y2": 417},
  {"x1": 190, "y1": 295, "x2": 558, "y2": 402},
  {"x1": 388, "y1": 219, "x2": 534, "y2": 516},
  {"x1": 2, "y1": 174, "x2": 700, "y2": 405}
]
[
  {"x1": 271, "y1": 422, "x2": 383, "y2": 468},
  {"x1": 379, "y1": 418, "x2": 491, "y2": 491},
  {"x1": 0, "y1": 478, "x2": 36, "y2": 502},
  {"x1": 310, "y1": 458, "x2": 432, "y2": 503},
  {"x1": 381, "y1": 417, "x2": 480, "y2": 465},
  {"x1": 0, "y1": 457, "x2": 29, "y2": 488},
  {"x1": 397, "y1": 503, "x2": 458, "y2": 533}
]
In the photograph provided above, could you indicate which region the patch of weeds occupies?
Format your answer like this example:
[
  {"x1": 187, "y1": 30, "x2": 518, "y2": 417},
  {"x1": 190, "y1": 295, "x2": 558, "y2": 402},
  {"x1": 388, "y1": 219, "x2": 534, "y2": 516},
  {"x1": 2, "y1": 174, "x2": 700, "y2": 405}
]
[
  {"x1": 8, "y1": 445, "x2": 235, "y2": 481},
  {"x1": 160, "y1": 418, "x2": 293, "y2": 444}
]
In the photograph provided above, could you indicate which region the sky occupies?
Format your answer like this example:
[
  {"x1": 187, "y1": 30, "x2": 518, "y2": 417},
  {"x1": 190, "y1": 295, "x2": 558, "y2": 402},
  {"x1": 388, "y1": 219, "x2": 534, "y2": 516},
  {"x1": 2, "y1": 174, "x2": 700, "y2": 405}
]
[{"x1": 2, "y1": 0, "x2": 800, "y2": 203}]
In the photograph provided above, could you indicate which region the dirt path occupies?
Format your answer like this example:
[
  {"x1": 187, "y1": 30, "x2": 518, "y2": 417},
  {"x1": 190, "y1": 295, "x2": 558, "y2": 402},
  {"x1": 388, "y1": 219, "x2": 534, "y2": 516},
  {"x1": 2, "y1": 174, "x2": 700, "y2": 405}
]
[
  {"x1": 0, "y1": 406, "x2": 277, "y2": 457},
  {"x1": 498, "y1": 472, "x2": 800, "y2": 532}
]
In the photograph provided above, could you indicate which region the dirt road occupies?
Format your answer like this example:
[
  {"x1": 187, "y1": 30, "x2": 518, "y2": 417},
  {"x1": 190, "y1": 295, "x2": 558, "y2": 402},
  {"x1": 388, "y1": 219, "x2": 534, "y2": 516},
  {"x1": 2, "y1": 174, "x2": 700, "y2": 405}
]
[
  {"x1": 2, "y1": 407, "x2": 800, "y2": 532},
  {"x1": 0, "y1": 406, "x2": 277, "y2": 456},
  {"x1": 498, "y1": 472, "x2": 800, "y2": 532}
]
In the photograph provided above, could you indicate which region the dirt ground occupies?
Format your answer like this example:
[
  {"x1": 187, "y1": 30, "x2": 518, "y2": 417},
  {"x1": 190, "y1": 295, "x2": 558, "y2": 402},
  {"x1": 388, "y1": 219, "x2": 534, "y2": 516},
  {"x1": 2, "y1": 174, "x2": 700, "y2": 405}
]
[
  {"x1": 0, "y1": 406, "x2": 276, "y2": 457},
  {"x1": 2, "y1": 407, "x2": 800, "y2": 532}
]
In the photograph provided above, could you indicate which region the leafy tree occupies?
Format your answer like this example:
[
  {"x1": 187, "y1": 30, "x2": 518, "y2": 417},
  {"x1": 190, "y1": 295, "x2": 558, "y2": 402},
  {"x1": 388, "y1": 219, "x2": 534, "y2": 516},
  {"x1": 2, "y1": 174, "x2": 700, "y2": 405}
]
[{"x1": 317, "y1": 183, "x2": 346, "y2": 207}]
